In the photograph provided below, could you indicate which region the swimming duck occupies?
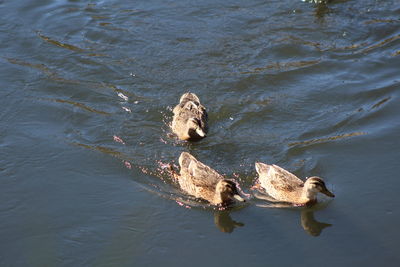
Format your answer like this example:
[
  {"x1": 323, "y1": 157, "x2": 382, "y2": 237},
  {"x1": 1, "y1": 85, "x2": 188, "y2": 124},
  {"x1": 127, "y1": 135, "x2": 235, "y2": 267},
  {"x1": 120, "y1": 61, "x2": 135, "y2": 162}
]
[
  {"x1": 171, "y1": 93, "x2": 208, "y2": 141},
  {"x1": 254, "y1": 163, "x2": 334, "y2": 206},
  {"x1": 170, "y1": 152, "x2": 245, "y2": 206}
]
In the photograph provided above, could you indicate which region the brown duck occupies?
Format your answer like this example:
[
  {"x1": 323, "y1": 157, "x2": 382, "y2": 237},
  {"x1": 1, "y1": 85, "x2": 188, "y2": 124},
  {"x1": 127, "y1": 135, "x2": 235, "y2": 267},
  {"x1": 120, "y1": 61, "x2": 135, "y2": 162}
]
[
  {"x1": 171, "y1": 93, "x2": 208, "y2": 141},
  {"x1": 254, "y1": 163, "x2": 334, "y2": 206},
  {"x1": 170, "y1": 152, "x2": 245, "y2": 206}
]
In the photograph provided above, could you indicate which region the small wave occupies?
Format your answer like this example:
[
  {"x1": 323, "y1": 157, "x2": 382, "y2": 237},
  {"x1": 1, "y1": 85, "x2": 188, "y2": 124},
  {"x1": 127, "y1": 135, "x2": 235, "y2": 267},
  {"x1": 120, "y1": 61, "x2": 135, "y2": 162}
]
[
  {"x1": 361, "y1": 34, "x2": 400, "y2": 54},
  {"x1": 288, "y1": 131, "x2": 367, "y2": 147},
  {"x1": 371, "y1": 96, "x2": 391, "y2": 110},
  {"x1": 241, "y1": 59, "x2": 320, "y2": 74},
  {"x1": 48, "y1": 98, "x2": 111, "y2": 115},
  {"x1": 37, "y1": 32, "x2": 85, "y2": 52},
  {"x1": 364, "y1": 19, "x2": 400, "y2": 25},
  {"x1": 5, "y1": 57, "x2": 55, "y2": 76}
]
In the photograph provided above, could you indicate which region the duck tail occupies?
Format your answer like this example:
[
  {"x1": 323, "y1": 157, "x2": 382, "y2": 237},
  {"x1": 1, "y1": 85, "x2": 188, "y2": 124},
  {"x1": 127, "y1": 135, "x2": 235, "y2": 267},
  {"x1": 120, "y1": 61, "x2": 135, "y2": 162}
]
[
  {"x1": 178, "y1": 152, "x2": 193, "y2": 170},
  {"x1": 255, "y1": 162, "x2": 270, "y2": 174},
  {"x1": 168, "y1": 163, "x2": 180, "y2": 180}
]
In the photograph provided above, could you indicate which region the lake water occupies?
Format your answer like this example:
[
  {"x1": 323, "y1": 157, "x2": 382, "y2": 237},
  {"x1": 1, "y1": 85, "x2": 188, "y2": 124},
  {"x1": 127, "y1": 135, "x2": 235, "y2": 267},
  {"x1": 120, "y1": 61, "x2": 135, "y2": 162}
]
[{"x1": 1, "y1": 0, "x2": 399, "y2": 266}]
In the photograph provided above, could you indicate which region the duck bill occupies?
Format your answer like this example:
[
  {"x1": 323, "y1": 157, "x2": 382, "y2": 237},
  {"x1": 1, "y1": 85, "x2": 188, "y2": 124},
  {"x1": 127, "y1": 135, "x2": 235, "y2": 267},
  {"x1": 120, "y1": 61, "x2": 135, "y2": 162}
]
[
  {"x1": 321, "y1": 188, "x2": 335, "y2": 198},
  {"x1": 233, "y1": 194, "x2": 246, "y2": 202},
  {"x1": 195, "y1": 128, "x2": 206, "y2": 137}
]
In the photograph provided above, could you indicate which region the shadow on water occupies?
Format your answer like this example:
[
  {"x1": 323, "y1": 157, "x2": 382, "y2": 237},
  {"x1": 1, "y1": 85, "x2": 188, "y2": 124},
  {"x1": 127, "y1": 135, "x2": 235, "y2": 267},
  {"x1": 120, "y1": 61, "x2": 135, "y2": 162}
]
[
  {"x1": 214, "y1": 211, "x2": 245, "y2": 233},
  {"x1": 310, "y1": 0, "x2": 332, "y2": 21},
  {"x1": 300, "y1": 209, "x2": 332, "y2": 236},
  {"x1": 254, "y1": 192, "x2": 333, "y2": 236},
  {"x1": 303, "y1": 0, "x2": 352, "y2": 21}
]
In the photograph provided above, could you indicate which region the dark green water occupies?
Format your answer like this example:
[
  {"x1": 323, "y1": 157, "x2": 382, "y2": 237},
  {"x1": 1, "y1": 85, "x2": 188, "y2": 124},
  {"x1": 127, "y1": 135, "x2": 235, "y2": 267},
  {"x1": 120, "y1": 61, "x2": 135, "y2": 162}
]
[{"x1": 1, "y1": 0, "x2": 399, "y2": 266}]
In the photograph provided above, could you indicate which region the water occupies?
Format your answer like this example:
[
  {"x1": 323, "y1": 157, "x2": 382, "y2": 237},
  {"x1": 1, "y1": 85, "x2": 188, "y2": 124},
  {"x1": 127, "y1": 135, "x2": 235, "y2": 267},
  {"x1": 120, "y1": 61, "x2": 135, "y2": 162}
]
[{"x1": 1, "y1": 0, "x2": 399, "y2": 266}]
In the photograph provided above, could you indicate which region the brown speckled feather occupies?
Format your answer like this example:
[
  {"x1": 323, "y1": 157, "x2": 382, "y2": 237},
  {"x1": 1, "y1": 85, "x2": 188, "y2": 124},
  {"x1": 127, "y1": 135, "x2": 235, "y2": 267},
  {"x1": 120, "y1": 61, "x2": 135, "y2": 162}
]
[
  {"x1": 177, "y1": 152, "x2": 222, "y2": 200},
  {"x1": 171, "y1": 93, "x2": 208, "y2": 140},
  {"x1": 256, "y1": 163, "x2": 304, "y2": 202},
  {"x1": 175, "y1": 152, "x2": 246, "y2": 205},
  {"x1": 180, "y1": 152, "x2": 222, "y2": 187},
  {"x1": 255, "y1": 162, "x2": 335, "y2": 205}
]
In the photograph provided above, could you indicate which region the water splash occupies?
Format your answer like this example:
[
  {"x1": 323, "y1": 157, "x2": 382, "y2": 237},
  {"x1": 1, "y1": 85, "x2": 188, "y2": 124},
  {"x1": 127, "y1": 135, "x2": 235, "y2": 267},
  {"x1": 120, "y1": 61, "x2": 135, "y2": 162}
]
[
  {"x1": 117, "y1": 92, "x2": 129, "y2": 101},
  {"x1": 113, "y1": 135, "x2": 126, "y2": 145},
  {"x1": 124, "y1": 161, "x2": 132, "y2": 169},
  {"x1": 122, "y1": 106, "x2": 131, "y2": 113}
]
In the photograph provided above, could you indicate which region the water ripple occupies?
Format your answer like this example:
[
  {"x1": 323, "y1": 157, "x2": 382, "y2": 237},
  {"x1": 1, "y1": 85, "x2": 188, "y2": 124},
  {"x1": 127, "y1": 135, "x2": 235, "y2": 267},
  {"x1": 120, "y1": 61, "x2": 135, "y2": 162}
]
[{"x1": 288, "y1": 132, "x2": 367, "y2": 147}]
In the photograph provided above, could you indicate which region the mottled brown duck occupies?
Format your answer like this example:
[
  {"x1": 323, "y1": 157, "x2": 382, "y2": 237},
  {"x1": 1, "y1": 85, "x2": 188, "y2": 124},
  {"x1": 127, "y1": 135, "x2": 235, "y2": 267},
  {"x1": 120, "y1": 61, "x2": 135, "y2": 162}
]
[
  {"x1": 254, "y1": 163, "x2": 334, "y2": 206},
  {"x1": 171, "y1": 93, "x2": 208, "y2": 141},
  {"x1": 171, "y1": 152, "x2": 245, "y2": 206}
]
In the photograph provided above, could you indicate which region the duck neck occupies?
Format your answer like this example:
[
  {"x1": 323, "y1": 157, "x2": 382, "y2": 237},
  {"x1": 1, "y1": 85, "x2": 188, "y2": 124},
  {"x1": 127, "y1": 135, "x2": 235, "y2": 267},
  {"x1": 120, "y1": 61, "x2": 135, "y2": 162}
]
[
  {"x1": 301, "y1": 188, "x2": 318, "y2": 204},
  {"x1": 214, "y1": 192, "x2": 232, "y2": 206},
  {"x1": 213, "y1": 192, "x2": 224, "y2": 205}
]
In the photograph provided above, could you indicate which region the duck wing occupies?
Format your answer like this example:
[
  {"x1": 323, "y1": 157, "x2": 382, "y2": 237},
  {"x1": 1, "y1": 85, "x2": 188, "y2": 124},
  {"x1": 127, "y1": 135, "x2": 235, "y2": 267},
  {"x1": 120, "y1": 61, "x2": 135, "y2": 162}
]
[
  {"x1": 179, "y1": 152, "x2": 222, "y2": 187},
  {"x1": 172, "y1": 100, "x2": 208, "y2": 137},
  {"x1": 174, "y1": 100, "x2": 206, "y2": 116},
  {"x1": 187, "y1": 158, "x2": 222, "y2": 187},
  {"x1": 256, "y1": 163, "x2": 304, "y2": 192}
]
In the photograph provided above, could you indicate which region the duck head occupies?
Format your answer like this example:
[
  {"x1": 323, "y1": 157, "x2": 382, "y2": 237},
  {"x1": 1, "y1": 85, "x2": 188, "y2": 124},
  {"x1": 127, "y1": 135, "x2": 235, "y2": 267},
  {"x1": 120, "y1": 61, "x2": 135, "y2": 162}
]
[
  {"x1": 215, "y1": 180, "x2": 245, "y2": 205},
  {"x1": 304, "y1": 177, "x2": 335, "y2": 200},
  {"x1": 187, "y1": 118, "x2": 206, "y2": 138}
]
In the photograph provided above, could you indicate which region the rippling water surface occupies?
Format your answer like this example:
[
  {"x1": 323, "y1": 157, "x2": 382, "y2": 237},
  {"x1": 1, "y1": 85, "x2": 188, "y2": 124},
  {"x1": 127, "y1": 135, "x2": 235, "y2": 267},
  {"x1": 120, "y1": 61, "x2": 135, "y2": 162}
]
[{"x1": 1, "y1": 0, "x2": 400, "y2": 266}]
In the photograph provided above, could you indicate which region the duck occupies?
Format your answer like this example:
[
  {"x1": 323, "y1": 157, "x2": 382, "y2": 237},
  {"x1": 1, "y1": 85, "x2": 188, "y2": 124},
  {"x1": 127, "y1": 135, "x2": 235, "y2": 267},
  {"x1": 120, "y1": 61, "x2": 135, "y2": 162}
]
[
  {"x1": 254, "y1": 162, "x2": 334, "y2": 206},
  {"x1": 170, "y1": 152, "x2": 245, "y2": 206},
  {"x1": 171, "y1": 92, "x2": 208, "y2": 141}
]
